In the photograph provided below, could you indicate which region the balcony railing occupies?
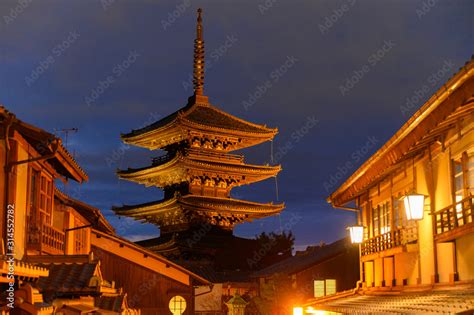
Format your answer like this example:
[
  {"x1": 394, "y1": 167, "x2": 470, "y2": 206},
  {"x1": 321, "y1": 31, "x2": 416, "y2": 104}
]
[
  {"x1": 361, "y1": 229, "x2": 402, "y2": 256},
  {"x1": 435, "y1": 195, "x2": 473, "y2": 236},
  {"x1": 27, "y1": 222, "x2": 65, "y2": 255},
  {"x1": 361, "y1": 226, "x2": 419, "y2": 256}
]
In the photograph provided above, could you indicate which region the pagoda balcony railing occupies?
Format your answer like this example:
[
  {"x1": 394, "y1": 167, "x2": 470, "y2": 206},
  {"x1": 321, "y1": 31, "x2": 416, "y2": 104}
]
[
  {"x1": 152, "y1": 153, "x2": 175, "y2": 165},
  {"x1": 361, "y1": 226, "x2": 417, "y2": 256},
  {"x1": 435, "y1": 195, "x2": 473, "y2": 237},
  {"x1": 186, "y1": 147, "x2": 244, "y2": 163},
  {"x1": 27, "y1": 222, "x2": 65, "y2": 255}
]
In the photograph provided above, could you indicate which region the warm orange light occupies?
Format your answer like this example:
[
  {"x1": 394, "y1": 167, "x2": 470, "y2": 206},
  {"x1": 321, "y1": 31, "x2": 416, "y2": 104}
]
[
  {"x1": 403, "y1": 194, "x2": 425, "y2": 220},
  {"x1": 293, "y1": 307, "x2": 303, "y2": 315},
  {"x1": 348, "y1": 225, "x2": 364, "y2": 244}
]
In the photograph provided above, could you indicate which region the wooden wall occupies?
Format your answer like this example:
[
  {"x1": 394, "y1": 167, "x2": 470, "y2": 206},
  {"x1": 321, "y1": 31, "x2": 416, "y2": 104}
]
[{"x1": 92, "y1": 245, "x2": 194, "y2": 315}]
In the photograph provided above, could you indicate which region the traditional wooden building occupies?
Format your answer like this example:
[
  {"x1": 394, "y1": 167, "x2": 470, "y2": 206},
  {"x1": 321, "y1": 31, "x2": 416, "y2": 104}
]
[
  {"x1": 113, "y1": 9, "x2": 284, "y2": 269},
  {"x1": 0, "y1": 106, "x2": 210, "y2": 315},
  {"x1": 304, "y1": 56, "x2": 474, "y2": 313},
  {"x1": 253, "y1": 238, "x2": 359, "y2": 314}
]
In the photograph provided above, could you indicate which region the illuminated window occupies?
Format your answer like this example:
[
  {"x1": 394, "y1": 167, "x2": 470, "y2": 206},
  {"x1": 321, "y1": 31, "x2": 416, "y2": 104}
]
[
  {"x1": 169, "y1": 296, "x2": 186, "y2": 315},
  {"x1": 393, "y1": 197, "x2": 405, "y2": 228},
  {"x1": 371, "y1": 202, "x2": 390, "y2": 236},
  {"x1": 468, "y1": 155, "x2": 474, "y2": 194},
  {"x1": 372, "y1": 205, "x2": 379, "y2": 236},
  {"x1": 454, "y1": 159, "x2": 464, "y2": 218},
  {"x1": 325, "y1": 279, "x2": 336, "y2": 295},
  {"x1": 452, "y1": 153, "x2": 474, "y2": 224},
  {"x1": 314, "y1": 280, "x2": 325, "y2": 297},
  {"x1": 380, "y1": 203, "x2": 391, "y2": 234},
  {"x1": 313, "y1": 279, "x2": 337, "y2": 297},
  {"x1": 453, "y1": 153, "x2": 474, "y2": 198}
]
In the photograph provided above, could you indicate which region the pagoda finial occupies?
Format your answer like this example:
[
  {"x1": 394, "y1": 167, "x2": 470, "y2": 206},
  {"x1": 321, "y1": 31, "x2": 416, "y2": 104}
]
[{"x1": 193, "y1": 8, "x2": 205, "y2": 96}]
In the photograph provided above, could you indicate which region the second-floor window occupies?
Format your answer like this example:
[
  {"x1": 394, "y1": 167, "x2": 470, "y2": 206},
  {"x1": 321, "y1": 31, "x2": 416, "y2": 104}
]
[
  {"x1": 453, "y1": 153, "x2": 473, "y2": 201},
  {"x1": 372, "y1": 202, "x2": 391, "y2": 236},
  {"x1": 29, "y1": 168, "x2": 53, "y2": 225},
  {"x1": 74, "y1": 217, "x2": 87, "y2": 254}
]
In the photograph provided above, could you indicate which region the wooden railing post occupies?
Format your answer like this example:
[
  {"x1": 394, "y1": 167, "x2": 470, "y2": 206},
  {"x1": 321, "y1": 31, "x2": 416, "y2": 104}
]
[{"x1": 434, "y1": 196, "x2": 474, "y2": 237}]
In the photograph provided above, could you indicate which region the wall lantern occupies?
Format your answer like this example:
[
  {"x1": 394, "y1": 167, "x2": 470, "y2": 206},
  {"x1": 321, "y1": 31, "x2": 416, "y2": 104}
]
[
  {"x1": 293, "y1": 307, "x2": 303, "y2": 315},
  {"x1": 402, "y1": 194, "x2": 426, "y2": 221},
  {"x1": 347, "y1": 225, "x2": 364, "y2": 244}
]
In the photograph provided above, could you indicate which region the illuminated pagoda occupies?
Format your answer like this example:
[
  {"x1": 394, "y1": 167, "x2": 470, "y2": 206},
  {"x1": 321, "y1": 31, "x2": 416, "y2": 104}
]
[{"x1": 113, "y1": 9, "x2": 284, "y2": 266}]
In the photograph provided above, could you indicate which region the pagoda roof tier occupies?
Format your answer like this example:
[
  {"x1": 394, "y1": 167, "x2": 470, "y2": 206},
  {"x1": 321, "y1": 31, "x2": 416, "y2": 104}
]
[
  {"x1": 117, "y1": 150, "x2": 281, "y2": 188},
  {"x1": 120, "y1": 96, "x2": 278, "y2": 151},
  {"x1": 112, "y1": 195, "x2": 284, "y2": 229}
]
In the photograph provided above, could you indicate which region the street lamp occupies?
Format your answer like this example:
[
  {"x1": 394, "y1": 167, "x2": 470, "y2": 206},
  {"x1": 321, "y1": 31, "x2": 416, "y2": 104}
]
[
  {"x1": 347, "y1": 226, "x2": 364, "y2": 244},
  {"x1": 293, "y1": 307, "x2": 303, "y2": 315},
  {"x1": 402, "y1": 194, "x2": 425, "y2": 220}
]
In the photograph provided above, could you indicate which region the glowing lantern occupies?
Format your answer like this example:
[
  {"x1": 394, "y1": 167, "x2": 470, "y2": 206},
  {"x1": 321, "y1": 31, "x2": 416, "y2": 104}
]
[
  {"x1": 293, "y1": 307, "x2": 303, "y2": 315},
  {"x1": 348, "y1": 226, "x2": 364, "y2": 244},
  {"x1": 403, "y1": 194, "x2": 425, "y2": 220}
]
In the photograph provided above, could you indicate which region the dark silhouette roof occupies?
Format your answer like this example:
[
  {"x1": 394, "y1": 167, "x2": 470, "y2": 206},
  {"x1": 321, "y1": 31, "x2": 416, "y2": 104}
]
[{"x1": 254, "y1": 238, "x2": 353, "y2": 277}]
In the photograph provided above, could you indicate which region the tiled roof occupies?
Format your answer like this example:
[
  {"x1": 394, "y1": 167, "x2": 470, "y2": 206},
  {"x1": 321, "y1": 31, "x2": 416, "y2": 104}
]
[
  {"x1": 309, "y1": 287, "x2": 474, "y2": 314},
  {"x1": 122, "y1": 109, "x2": 181, "y2": 138},
  {"x1": 0, "y1": 106, "x2": 88, "y2": 182},
  {"x1": 185, "y1": 104, "x2": 274, "y2": 133},
  {"x1": 254, "y1": 238, "x2": 352, "y2": 277},
  {"x1": 36, "y1": 262, "x2": 101, "y2": 301},
  {"x1": 113, "y1": 195, "x2": 284, "y2": 215},
  {"x1": 121, "y1": 97, "x2": 276, "y2": 139},
  {"x1": 180, "y1": 195, "x2": 284, "y2": 213},
  {"x1": 117, "y1": 152, "x2": 281, "y2": 175}
]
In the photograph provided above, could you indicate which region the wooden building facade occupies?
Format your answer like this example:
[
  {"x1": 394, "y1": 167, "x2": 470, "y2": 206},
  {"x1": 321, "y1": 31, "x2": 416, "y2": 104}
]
[
  {"x1": 327, "y1": 57, "x2": 474, "y2": 289},
  {"x1": 304, "y1": 57, "x2": 474, "y2": 313},
  {"x1": 0, "y1": 106, "x2": 210, "y2": 315}
]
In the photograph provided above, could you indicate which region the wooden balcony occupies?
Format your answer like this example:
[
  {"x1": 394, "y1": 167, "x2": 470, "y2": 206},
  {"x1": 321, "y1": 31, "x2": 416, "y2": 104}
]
[
  {"x1": 435, "y1": 195, "x2": 474, "y2": 242},
  {"x1": 361, "y1": 227, "x2": 417, "y2": 257},
  {"x1": 27, "y1": 222, "x2": 66, "y2": 255}
]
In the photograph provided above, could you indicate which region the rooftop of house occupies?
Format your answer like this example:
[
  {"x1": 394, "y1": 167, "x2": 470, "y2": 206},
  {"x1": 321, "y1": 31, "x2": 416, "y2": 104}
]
[
  {"x1": 328, "y1": 55, "x2": 474, "y2": 206},
  {"x1": 253, "y1": 237, "x2": 354, "y2": 278},
  {"x1": 0, "y1": 105, "x2": 88, "y2": 182},
  {"x1": 306, "y1": 285, "x2": 474, "y2": 314}
]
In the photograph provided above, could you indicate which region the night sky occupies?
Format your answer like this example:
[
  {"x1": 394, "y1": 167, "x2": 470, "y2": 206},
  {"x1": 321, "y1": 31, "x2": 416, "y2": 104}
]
[{"x1": 1, "y1": 0, "x2": 472, "y2": 250}]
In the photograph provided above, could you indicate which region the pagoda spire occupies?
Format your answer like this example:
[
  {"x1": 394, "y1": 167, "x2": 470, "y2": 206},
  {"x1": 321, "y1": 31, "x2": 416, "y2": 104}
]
[{"x1": 193, "y1": 8, "x2": 205, "y2": 96}]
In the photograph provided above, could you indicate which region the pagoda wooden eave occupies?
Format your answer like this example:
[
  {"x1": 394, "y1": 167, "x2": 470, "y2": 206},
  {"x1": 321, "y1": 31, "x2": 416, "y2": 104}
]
[
  {"x1": 120, "y1": 99, "x2": 278, "y2": 151},
  {"x1": 328, "y1": 56, "x2": 474, "y2": 207},
  {"x1": 112, "y1": 195, "x2": 284, "y2": 221},
  {"x1": 117, "y1": 152, "x2": 282, "y2": 188}
]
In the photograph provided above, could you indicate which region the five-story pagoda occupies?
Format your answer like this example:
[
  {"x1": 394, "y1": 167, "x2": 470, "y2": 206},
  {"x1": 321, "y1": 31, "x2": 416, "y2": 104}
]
[{"x1": 113, "y1": 9, "x2": 284, "y2": 266}]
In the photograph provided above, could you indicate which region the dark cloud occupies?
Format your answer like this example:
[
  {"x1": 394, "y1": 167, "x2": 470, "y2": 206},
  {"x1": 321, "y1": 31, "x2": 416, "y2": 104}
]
[{"x1": 1, "y1": 0, "x2": 472, "y2": 247}]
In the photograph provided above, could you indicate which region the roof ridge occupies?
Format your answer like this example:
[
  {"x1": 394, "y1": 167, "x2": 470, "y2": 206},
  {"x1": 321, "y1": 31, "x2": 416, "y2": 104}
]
[
  {"x1": 182, "y1": 101, "x2": 278, "y2": 133},
  {"x1": 329, "y1": 55, "x2": 474, "y2": 205}
]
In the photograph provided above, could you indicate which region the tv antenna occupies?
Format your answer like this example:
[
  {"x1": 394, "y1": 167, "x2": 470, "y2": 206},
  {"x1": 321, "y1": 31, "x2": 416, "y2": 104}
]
[{"x1": 54, "y1": 128, "x2": 79, "y2": 150}]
